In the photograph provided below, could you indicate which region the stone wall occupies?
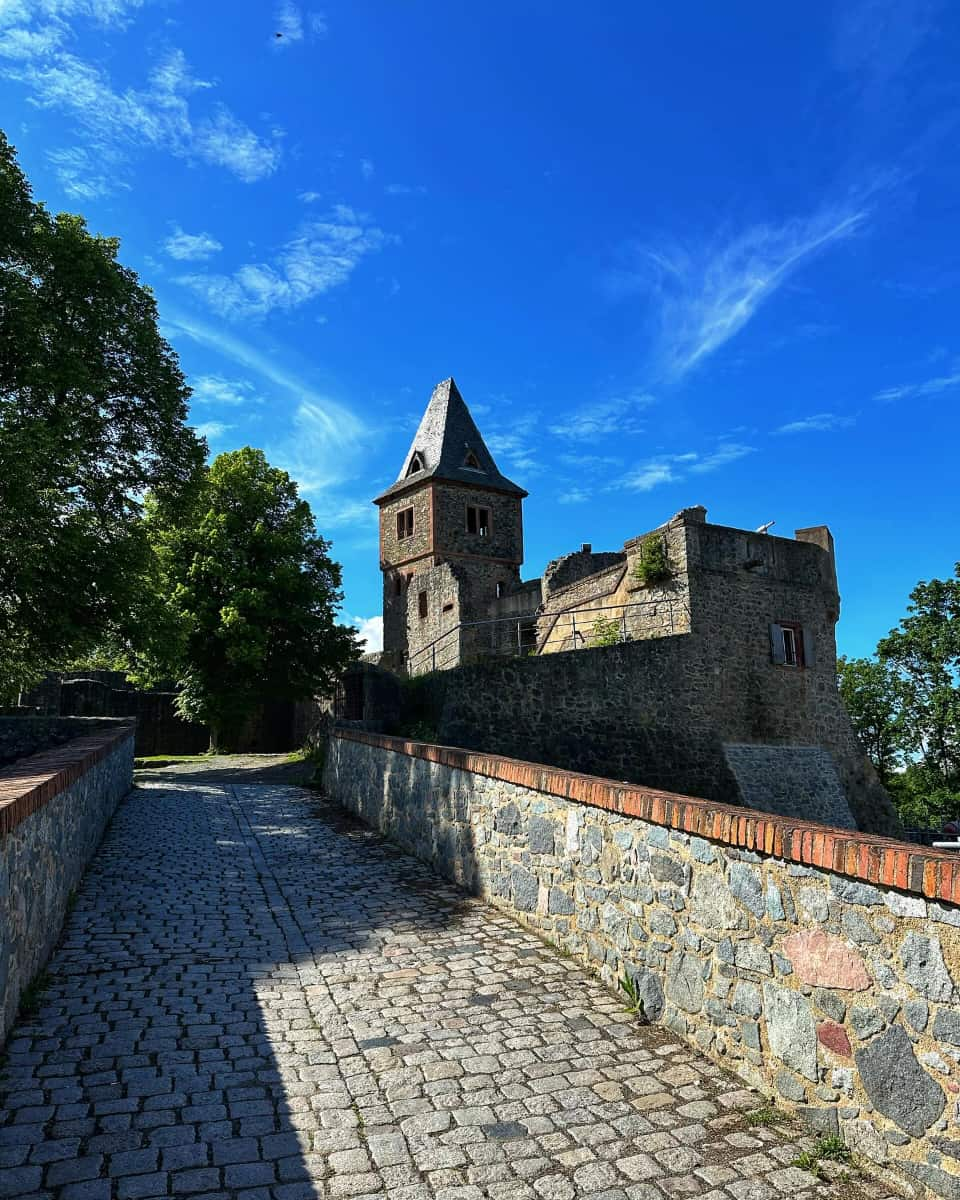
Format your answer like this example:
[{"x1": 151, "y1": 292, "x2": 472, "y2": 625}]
[
  {"x1": 0, "y1": 716, "x2": 123, "y2": 769},
  {"x1": 0, "y1": 721, "x2": 134, "y2": 1043},
  {"x1": 325, "y1": 728, "x2": 960, "y2": 1200},
  {"x1": 18, "y1": 672, "x2": 308, "y2": 756}
]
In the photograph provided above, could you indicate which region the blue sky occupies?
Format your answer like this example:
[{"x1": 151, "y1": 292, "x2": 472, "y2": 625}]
[{"x1": 2, "y1": 0, "x2": 958, "y2": 656}]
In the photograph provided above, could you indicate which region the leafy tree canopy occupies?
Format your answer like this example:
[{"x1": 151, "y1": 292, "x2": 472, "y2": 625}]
[
  {"x1": 135, "y1": 447, "x2": 360, "y2": 751},
  {"x1": 840, "y1": 563, "x2": 960, "y2": 829},
  {"x1": 0, "y1": 130, "x2": 205, "y2": 697}
]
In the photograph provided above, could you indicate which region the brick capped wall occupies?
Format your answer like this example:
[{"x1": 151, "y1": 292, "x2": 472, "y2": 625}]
[
  {"x1": 326, "y1": 729, "x2": 960, "y2": 1200},
  {"x1": 0, "y1": 722, "x2": 134, "y2": 1042}
]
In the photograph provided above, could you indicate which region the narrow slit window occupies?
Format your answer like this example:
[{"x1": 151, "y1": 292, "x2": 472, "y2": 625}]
[
  {"x1": 496, "y1": 581, "x2": 505, "y2": 598},
  {"x1": 393, "y1": 576, "x2": 402, "y2": 596},
  {"x1": 466, "y1": 505, "x2": 490, "y2": 537},
  {"x1": 418, "y1": 590, "x2": 428, "y2": 619},
  {"x1": 396, "y1": 507, "x2": 414, "y2": 540}
]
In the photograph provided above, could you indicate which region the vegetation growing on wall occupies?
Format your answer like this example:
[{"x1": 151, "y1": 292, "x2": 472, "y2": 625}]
[
  {"x1": 589, "y1": 615, "x2": 623, "y2": 648},
  {"x1": 632, "y1": 536, "x2": 671, "y2": 587},
  {"x1": 839, "y1": 562, "x2": 960, "y2": 828}
]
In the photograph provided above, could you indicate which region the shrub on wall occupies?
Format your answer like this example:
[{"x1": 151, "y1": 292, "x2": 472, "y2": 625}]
[
  {"x1": 633, "y1": 536, "x2": 671, "y2": 586},
  {"x1": 589, "y1": 615, "x2": 623, "y2": 648}
]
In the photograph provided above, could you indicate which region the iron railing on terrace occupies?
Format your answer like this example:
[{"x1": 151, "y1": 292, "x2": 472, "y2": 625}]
[{"x1": 405, "y1": 595, "x2": 691, "y2": 676}]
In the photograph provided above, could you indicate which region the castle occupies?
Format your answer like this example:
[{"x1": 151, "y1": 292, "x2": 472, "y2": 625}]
[{"x1": 373, "y1": 377, "x2": 900, "y2": 835}]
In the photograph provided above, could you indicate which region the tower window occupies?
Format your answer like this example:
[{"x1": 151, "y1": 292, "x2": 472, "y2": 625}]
[
  {"x1": 406, "y1": 452, "x2": 425, "y2": 476},
  {"x1": 771, "y1": 621, "x2": 808, "y2": 668},
  {"x1": 463, "y1": 450, "x2": 483, "y2": 470},
  {"x1": 397, "y1": 507, "x2": 414, "y2": 540},
  {"x1": 466, "y1": 505, "x2": 490, "y2": 537},
  {"x1": 496, "y1": 581, "x2": 505, "y2": 598},
  {"x1": 418, "y1": 590, "x2": 428, "y2": 619}
]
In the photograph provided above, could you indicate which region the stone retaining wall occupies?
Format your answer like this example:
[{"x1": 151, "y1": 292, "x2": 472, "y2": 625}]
[
  {"x1": 0, "y1": 722, "x2": 135, "y2": 1044},
  {"x1": 326, "y1": 728, "x2": 960, "y2": 1199}
]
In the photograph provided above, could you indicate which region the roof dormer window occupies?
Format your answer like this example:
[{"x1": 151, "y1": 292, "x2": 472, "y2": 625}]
[
  {"x1": 463, "y1": 449, "x2": 483, "y2": 471},
  {"x1": 406, "y1": 452, "x2": 425, "y2": 476}
]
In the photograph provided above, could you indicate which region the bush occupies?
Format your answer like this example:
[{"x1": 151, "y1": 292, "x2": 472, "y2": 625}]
[{"x1": 633, "y1": 536, "x2": 671, "y2": 586}]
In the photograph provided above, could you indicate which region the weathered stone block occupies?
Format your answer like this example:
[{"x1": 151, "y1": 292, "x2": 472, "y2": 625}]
[
  {"x1": 527, "y1": 817, "x2": 557, "y2": 855},
  {"x1": 728, "y1": 863, "x2": 764, "y2": 918},
  {"x1": 511, "y1": 868, "x2": 539, "y2": 912},
  {"x1": 763, "y1": 983, "x2": 817, "y2": 1081},
  {"x1": 666, "y1": 953, "x2": 704, "y2": 1014},
  {"x1": 781, "y1": 930, "x2": 870, "y2": 991},
  {"x1": 855, "y1": 1024, "x2": 945, "y2": 1137},
  {"x1": 900, "y1": 933, "x2": 957, "y2": 1002}
]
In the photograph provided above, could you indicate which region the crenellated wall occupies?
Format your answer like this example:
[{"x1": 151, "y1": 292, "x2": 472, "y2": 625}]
[
  {"x1": 0, "y1": 722, "x2": 135, "y2": 1043},
  {"x1": 326, "y1": 728, "x2": 960, "y2": 1200}
]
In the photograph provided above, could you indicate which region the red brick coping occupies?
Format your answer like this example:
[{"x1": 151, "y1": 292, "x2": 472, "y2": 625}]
[
  {"x1": 0, "y1": 723, "x2": 135, "y2": 838},
  {"x1": 333, "y1": 728, "x2": 960, "y2": 906}
]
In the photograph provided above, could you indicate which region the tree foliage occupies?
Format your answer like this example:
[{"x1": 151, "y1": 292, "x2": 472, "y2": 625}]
[
  {"x1": 135, "y1": 448, "x2": 360, "y2": 751},
  {"x1": 0, "y1": 130, "x2": 205, "y2": 697},
  {"x1": 840, "y1": 563, "x2": 960, "y2": 828}
]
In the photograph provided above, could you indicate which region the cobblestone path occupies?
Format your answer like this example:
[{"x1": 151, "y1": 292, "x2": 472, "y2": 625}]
[{"x1": 1, "y1": 777, "x2": 896, "y2": 1200}]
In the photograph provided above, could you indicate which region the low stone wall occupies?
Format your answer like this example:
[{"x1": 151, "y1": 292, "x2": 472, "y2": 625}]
[
  {"x1": 0, "y1": 716, "x2": 123, "y2": 769},
  {"x1": 0, "y1": 721, "x2": 135, "y2": 1044},
  {"x1": 326, "y1": 728, "x2": 960, "y2": 1199}
]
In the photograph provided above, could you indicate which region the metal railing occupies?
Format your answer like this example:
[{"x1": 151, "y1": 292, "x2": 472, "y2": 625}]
[{"x1": 405, "y1": 596, "x2": 690, "y2": 676}]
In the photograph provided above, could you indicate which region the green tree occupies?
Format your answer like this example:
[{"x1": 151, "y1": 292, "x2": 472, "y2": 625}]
[
  {"x1": 137, "y1": 448, "x2": 360, "y2": 751},
  {"x1": 0, "y1": 130, "x2": 205, "y2": 697},
  {"x1": 836, "y1": 655, "x2": 910, "y2": 785},
  {"x1": 878, "y1": 566, "x2": 960, "y2": 788}
]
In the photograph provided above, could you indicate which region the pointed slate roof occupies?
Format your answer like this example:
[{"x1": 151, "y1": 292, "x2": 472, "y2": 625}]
[{"x1": 374, "y1": 377, "x2": 527, "y2": 504}]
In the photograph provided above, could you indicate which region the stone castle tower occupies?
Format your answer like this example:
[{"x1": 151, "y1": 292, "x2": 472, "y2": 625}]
[{"x1": 374, "y1": 378, "x2": 529, "y2": 673}]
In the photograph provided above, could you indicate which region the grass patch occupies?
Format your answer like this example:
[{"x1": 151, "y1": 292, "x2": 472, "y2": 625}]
[
  {"x1": 745, "y1": 1104, "x2": 793, "y2": 1127},
  {"x1": 793, "y1": 1135, "x2": 853, "y2": 1177},
  {"x1": 134, "y1": 754, "x2": 213, "y2": 768}
]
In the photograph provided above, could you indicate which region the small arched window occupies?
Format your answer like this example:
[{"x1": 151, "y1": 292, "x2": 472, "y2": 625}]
[{"x1": 406, "y1": 452, "x2": 425, "y2": 476}]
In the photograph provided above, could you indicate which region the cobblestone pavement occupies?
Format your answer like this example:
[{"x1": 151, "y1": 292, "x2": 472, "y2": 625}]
[{"x1": 0, "y1": 777, "x2": 899, "y2": 1200}]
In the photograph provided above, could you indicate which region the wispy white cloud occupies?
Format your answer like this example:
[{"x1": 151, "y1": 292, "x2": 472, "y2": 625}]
[
  {"x1": 177, "y1": 207, "x2": 388, "y2": 319},
  {"x1": 873, "y1": 369, "x2": 960, "y2": 403},
  {"x1": 272, "y1": 0, "x2": 303, "y2": 45},
  {"x1": 1, "y1": 18, "x2": 281, "y2": 188},
  {"x1": 615, "y1": 202, "x2": 870, "y2": 379},
  {"x1": 164, "y1": 226, "x2": 223, "y2": 262},
  {"x1": 687, "y1": 442, "x2": 755, "y2": 473},
  {"x1": 298, "y1": 190, "x2": 322, "y2": 203},
  {"x1": 385, "y1": 183, "x2": 427, "y2": 196},
  {"x1": 549, "y1": 391, "x2": 654, "y2": 439},
  {"x1": 486, "y1": 410, "x2": 541, "y2": 476},
  {"x1": 350, "y1": 615, "x2": 383, "y2": 653},
  {"x1": 360, "y1": 158, "x2": 374, "y2": 180},
  {"x1": 776, "y1": 412, "x2": 856, "y2": 434},
  {"x1": 557, "y1": 487, "x2": 593, "y2": 505},
  {"x1": 271, "y1": 3, "x2": 326, "y2": 47},
  {"x1": 192, "y1": 420, "x2": 233, "y2": 441},
  {"x1": 190, "y1": 374, "x2": 261, "y2": 407},
  {"x1": 618, "y1": 442, "x2": 754, "y2": 492},
  {"x1": 46, "y1": 144, "x2": 123, "y2": 199},
  {"x1": 166, "y1": 309, "x2": 368, "y2": 492}
]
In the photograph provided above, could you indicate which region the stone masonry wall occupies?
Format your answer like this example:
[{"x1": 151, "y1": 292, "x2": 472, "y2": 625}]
[
  {"x1": 326, "y1": 729, "x2": 960, "y2": 1200},
  {"x1": 0, "y1": 723, "x2": 134, "y2": 1044}
]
